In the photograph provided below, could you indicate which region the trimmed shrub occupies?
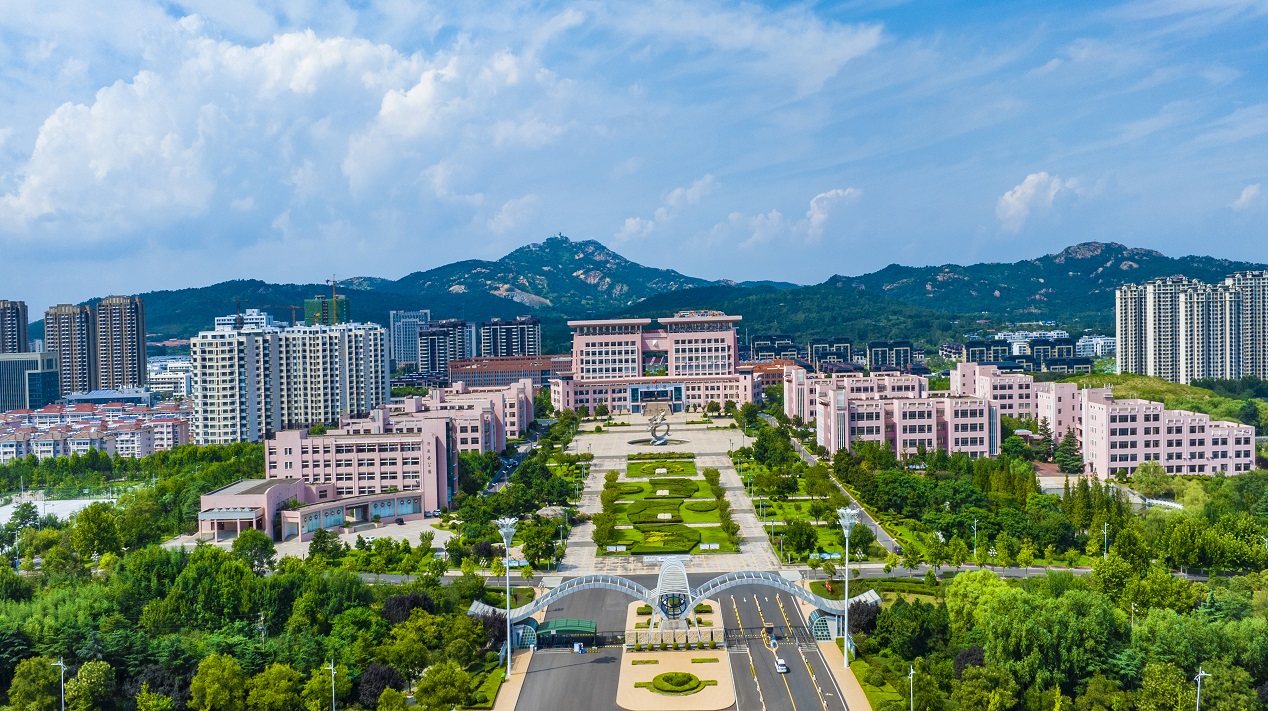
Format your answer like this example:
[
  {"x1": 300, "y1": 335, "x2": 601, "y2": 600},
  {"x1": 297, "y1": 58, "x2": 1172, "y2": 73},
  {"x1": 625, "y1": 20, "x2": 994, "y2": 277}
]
[
  {"x1": 620, "y1": 483, "x2": 645, "y2": 496},
  {"x1": 636, "y1": 605, "x2": 653, "y2": 615},
  {"x1": 647, "y1": 478, "x2": 700, "y2": 499},
  {"x1": 625, "y1": 500, "x2": 683, "y2": 524},
  {"x1": 693, "y1": 603, "x2": 713, "y2": 614},
  {"x1": 684, "y1": 500, "x2": 717, "y2": 513},
  {"x1": 651, "y1": 672, "x2": 704, "y2": 694},
  {"x1": 630, "y1": 524, "x2": 701, "y2": 554}
]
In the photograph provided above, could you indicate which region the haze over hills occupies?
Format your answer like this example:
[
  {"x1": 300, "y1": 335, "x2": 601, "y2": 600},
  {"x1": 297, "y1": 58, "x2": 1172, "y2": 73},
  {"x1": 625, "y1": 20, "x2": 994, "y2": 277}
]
[{"x1": 37, "y1": 237, "x2": 1267, "y2": 352}]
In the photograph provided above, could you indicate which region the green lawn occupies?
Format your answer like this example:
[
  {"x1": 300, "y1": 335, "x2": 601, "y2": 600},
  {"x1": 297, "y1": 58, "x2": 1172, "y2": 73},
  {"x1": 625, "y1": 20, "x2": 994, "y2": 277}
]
[
  {"x1": 696, "y1": 526, "x2": 740, "y2": 552},
  {"x1": 620, "y1": 479, "x2": 708, "y2": 500},
  {"x1": 600, "y1": 524, "x2": 733, "y2": 555},
  {"x1": 850, "y1": 658, "x2": 904, "y2": 708},
  {"x1": 627, "y1": 460, "x2": 699, "y2": 478},
  {"x1": 614, "y1": 498, "x2": 721, "y2": 525}
]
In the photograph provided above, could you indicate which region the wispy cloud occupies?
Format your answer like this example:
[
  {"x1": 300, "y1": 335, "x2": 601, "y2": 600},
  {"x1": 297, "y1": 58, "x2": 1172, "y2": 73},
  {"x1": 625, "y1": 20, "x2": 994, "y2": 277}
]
[{"x1": 1231, "y1": 183, "x2": 1262, "y2": 211}]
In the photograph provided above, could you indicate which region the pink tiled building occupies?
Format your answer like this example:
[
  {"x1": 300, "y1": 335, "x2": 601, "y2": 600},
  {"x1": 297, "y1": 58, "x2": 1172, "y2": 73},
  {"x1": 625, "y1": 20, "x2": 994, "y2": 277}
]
[
  {"x1": 549, "y1": 312, "x2": 754, "y2": 414},
  {"x1": 951, "y1": 362, "x2": 1035, "y2": 419},
  {"x1": 1080, "y1": 388, "x2": 1256, "y2": 478},
  {"x1": 784, "y1": 368, "x2": 925, "y2": 424}
]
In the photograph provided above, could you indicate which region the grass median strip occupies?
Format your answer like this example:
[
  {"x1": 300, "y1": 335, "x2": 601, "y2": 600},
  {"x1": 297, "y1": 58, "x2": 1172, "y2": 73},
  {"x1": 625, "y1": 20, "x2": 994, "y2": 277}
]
[
  {"x1": 631, "y1": 659, "x2": 659, "y2": 665},
  {"x1": 691, "y1": 658, "x2": 719, "y2": 664}
]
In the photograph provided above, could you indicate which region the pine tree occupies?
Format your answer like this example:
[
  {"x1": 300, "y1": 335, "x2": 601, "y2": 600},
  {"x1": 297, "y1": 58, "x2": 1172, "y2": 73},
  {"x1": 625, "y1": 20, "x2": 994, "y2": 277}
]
[
  {"x1": 1036, "y1": 418, "x2": 1054, "y2": 460},
  {"x1": 1054, "y1": 430, "x2": 1083, "y2": 475}
]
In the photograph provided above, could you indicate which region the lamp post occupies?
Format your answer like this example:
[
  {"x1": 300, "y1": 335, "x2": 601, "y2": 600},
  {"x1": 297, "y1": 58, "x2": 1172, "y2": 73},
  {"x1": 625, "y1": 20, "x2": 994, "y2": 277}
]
[
  {"x1": 836, "y1": 506, "x2": 859, "y2": 666},
  {"x1": 972, "y1": 518, "x2": 978, "y2": 561},
  {"x1": 1103, "y1": 522, "x2": 1109, "y2": 560},
  {"x1": 908, "y1": 664, "x2": 915, "y2": 711},
  {"x1": 52, "y1": 658, "x2": 65, "y2": 711},
  {"x1": 1195, "y1": 666, "x2": 1210, "y2": 710},
  {"x1": 325, "y1": 661, "x2": 336, "y2": 711},
  {"x1": 497, "y1": 517, "x2": 519, "y2": 679}
]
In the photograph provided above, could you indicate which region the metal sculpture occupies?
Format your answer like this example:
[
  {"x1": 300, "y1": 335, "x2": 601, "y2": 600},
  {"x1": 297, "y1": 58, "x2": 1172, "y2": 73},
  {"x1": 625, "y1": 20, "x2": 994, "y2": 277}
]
[{"x1": 648, "y1": 411, "x2": 671, "y2": 446}]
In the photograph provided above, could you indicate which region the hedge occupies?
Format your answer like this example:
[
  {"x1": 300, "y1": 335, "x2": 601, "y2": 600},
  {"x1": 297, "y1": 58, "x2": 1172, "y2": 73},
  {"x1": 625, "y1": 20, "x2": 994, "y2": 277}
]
[
  {"x1": 630, "y1": 524, "x2": 701, "y2": 554},
  {"x1": 627, "y1": 460, "x2": 697, "y2": 478},
  {"x1": 633, "y1": 672, "x2": 718, "y2": 695},
  {"x1": 619, "y1": 483, "x2": 645, "y2": 496},
  {"x1": 684, "y1": 500, "x2": 717, "y2": 513},
  {"x1": 628, "y1": 452, "x2": 695, "y2": 460},
  {"x1": 625, "y1": 500, "x2": 683, "y2": 524},
  {"x1": 647, "y1": 478, "x2": 700, "y2": 498}
]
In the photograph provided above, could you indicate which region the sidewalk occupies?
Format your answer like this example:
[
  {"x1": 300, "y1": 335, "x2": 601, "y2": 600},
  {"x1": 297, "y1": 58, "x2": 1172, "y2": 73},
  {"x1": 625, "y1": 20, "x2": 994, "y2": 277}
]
[
  {"x1": 490, "y1": 648, "x2": 534, "y2": 711},
  {"x1": 816, "y1": 641, "x2": 872, "y2": 711}
]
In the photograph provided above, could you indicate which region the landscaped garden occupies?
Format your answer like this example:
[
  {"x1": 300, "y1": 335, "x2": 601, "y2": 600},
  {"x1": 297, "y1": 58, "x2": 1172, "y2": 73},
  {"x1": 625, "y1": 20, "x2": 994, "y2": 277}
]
[
  {"x1": 593, "y1": 467, "x2": 741, "y2": 555},
  {"x1": 634, "y1": 672, "x2": 718, "y2": 695},
  {"x1": 626, "y1": 460, "x2": 698, "y2": 477}
]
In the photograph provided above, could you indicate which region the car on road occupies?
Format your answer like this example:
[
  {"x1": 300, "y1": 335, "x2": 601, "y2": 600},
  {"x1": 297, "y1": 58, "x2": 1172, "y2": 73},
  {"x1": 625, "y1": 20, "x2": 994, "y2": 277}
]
[
  {"x1": 365, "y1": 536, "x2": 376, "y2": 542},
  {"x1": 774, "y1": 658, "x2": 789, "y2": 673}
]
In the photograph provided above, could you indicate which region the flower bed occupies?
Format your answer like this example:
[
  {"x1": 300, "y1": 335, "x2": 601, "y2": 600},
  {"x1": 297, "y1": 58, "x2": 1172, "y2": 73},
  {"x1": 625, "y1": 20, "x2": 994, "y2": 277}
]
[
  {"x1": 646, "y1": 478, "x2": 701, "y2": 498},
  {"x1": 633, "y1": 672, "x2": 717, "y2": 695},
  {"x1": 629, "y1": 524, "x2": 701, "y2": 554}
]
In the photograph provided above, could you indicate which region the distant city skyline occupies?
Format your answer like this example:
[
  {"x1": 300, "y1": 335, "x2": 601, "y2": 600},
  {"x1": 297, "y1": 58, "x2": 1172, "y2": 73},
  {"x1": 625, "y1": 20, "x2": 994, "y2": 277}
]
[{"x1": 2, "y1": 1, "x2": 1267, "y2": 313}]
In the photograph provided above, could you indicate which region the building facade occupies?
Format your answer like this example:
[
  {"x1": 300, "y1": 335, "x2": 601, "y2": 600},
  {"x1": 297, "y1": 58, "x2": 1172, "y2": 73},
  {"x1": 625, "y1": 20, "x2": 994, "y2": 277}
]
[
  {"x1": 0, "y1": 352, "x2": 59, "y2": 411},
  {"x1": 95, "y1": 295, "x2": 147, "y2": 390},
  {"x1": 304, "y1": 295, "x2": 349, "y2": 326},
  {"x1": 480, "y1": 316, "x2": 541, "y2": 358},
  {"x1": 389, "y1": 310, "x2": 431, "y2": 368},
  {"x1": 867, "y1": 341, "x2": 914, "y2": 370},
  {"x1": 214, "y1": 308, "x2": 281, "y2": 331},
  {"x1": 1080, "y1": 388, "x2": 1255, "y2": 478},
  {"x1": 44, "y1": 304, "x2": 96, "y2": 396},
  {"x1": 190, "y1": 323, "x2": 389, "y2": 445},
  {"x1": 550, "y1": 312, "x2": 754, "y2": 414},
  {"x1": 0, "y1": 301, "x2": 29, "y2": 354},
  {"x1": 448, "y1": 354, "x2": 571, "y2": 388},
  {"x1": 418, "y1": 319, "x2": 470, "y2": 377}
]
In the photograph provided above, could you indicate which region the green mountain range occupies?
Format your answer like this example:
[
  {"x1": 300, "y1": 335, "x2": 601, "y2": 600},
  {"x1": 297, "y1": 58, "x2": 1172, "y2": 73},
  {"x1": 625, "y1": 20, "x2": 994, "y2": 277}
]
[{"x1": 33, "y1": 237, "x2": 1266, "y2": 353}]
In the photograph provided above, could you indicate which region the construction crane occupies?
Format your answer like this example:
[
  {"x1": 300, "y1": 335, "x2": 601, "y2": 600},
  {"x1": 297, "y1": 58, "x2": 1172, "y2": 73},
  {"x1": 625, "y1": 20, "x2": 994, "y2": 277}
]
[
  {"x1": 325, "y1": 274, "x2": 340, "y2": 325},
  {"x1": 260, "y1": 305, "x2": 302, "y2": 326}
]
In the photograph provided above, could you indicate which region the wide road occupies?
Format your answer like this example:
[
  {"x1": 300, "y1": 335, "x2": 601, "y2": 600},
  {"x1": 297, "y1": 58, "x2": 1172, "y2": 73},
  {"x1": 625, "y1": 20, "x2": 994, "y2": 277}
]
[{"x1": 515, "y1": 576, "x2": 850, "y2": 711}]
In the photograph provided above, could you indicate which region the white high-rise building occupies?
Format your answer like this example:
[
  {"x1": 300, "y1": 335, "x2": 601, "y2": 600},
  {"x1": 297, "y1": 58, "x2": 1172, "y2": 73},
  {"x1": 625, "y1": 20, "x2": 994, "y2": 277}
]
[
  {"x1": 1117, "y1": 272, "x2": 1268, "y2": 384},
  {"x1": 191, "y1": 323, "x2": 388, "y2": 445},
  {"x1": 389, "y1": 310, "x2": 431, "y2": 368},
  {"x1": 1224, "y1": 271, "x2": 1268, "y2": 378}
]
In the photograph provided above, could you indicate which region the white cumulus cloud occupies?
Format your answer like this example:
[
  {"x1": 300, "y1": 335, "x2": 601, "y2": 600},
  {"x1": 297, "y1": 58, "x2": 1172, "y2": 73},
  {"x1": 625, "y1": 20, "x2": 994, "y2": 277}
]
[
  {"x1": 806, "y1": 188, "x2": 861, "y2": 242},
  {"x1": 487, "y1": 194, "x2": 540, "y2": 234},
  {"x1": 613, "y1": 174, "x2": 717, "y2": 242},
  {"x1": 996, "y1": 172, "x2": 1078, "y2": 233},
  {"x1": 1231, "y1": 183, "x2": 1262, "y2": 211}
]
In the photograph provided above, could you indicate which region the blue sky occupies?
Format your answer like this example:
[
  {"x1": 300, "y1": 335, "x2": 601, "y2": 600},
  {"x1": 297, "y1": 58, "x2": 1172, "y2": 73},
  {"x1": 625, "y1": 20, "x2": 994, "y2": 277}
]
[{"x1": 1, "y1": 0, "x2": 1266, "y2": 313}]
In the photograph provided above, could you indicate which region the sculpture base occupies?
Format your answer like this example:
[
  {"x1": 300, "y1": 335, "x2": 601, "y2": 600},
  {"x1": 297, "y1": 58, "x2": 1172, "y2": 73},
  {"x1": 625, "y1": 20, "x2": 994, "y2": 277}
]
[{"x1": 626, "y1": 438, "x2": 690, "y2": 446}]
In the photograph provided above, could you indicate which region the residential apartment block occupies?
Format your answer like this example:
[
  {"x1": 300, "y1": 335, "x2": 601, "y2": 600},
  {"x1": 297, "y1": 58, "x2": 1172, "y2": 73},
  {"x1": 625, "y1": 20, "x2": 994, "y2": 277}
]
[
  {"x1": 190, "y1": 323, "x2": 389, "y2": 445},
  {"x1": 418, "y1": 319, "x2": 471, "y2": 376},
  {"x1": 550, "y1": 311, "x2": 754, "y2": 414},
  {"x1": 389, "y1": 310, "x2": 431, "y2": 368},
  {"x1": 0, "y1": 301, "x2": 29, "y2": 354},
  {"x1": 0, "y1": 400, "x2": 191, "y2": 464},
  {"x1": 480, "y1": 316, "x2": 541, "y2": 358},
  {"x1": 44, "y1": 304, "x2": 96, "y2": 395},
  {"x1": 95, "y1": 295, "x2": 147, "y2": 390},
  {"x1": 1117, "y1": 271, "x2": 1268, "y2": 384}
]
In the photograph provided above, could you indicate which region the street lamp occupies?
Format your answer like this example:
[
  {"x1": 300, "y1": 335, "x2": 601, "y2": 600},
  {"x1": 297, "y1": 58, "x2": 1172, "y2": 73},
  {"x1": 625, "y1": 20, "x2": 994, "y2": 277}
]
[
  {"x1": 496, "y1": 517, "x2": 519, "y2": 680},
  {"x1": 908, "y1": 664, "x2": 915, "y2": 711},
  {"x1": 1195, "y1": 666, "x2": 1210, "y2": 710},
  {"x1": 325, "y1": 661, "x2": 336, "y2": 711},
  {"x1": 972, "y1": 518, "x2": 978, "y2": 561},
  {"x1": 52, "y1": 658, "x2": 65, "y2": 711},
  {"x1": 836, "y1": 506, "x2": 859, "y2": 666},
  {"x1": 1103, "y1": 522, "x2": 1109, "y2": 560}
]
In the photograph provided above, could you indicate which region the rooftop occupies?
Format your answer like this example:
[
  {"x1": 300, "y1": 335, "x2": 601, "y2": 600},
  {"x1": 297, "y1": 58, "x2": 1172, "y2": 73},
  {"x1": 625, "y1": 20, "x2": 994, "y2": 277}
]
[{"x1": 205, "y1": 478, "x2": 302, "y2": 497}]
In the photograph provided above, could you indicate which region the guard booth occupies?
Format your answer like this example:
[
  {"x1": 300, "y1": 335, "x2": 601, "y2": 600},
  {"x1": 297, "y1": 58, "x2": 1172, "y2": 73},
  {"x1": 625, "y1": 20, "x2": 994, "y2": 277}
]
[{"x1": 535, "y1": 619, "x2": 597, "y2": 649}]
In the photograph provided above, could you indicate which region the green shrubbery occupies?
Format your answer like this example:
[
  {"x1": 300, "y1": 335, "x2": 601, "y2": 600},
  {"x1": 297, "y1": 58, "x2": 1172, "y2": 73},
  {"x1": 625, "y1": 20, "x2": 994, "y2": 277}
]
[
  {"x1": 630, "y1": 524, "x2": 701, "y2": 554},
  {"x1": 628, "y1": 452, "x2": 695, "y2": 461},
  {"x1": 625, "y1": 500, "x2": 683, "y2": 524},
  {"x1": 684, "y1": 500, "x2": 717, "y2": 513},
  {"x1": 627, "y1": 461, "x2": 697, "y2": 477},
  {"x1": 636, "y1": 672, "x2": 716, "y2": 695},
  {"x1": 646, "y1": 478, "x2": 700, "y2": 498}
]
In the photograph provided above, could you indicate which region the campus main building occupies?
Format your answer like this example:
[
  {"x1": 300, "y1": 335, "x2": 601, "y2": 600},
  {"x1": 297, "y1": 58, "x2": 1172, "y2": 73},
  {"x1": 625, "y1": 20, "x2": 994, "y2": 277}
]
[{"x1": 549, "y1": 311, "x2": 754, "y2": 414}]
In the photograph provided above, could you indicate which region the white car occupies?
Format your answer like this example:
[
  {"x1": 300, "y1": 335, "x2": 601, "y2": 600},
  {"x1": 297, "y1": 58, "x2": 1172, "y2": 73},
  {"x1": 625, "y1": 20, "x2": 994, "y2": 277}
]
[{"x1": 774, "y1": 658, "x2": 789, "y2": 673}]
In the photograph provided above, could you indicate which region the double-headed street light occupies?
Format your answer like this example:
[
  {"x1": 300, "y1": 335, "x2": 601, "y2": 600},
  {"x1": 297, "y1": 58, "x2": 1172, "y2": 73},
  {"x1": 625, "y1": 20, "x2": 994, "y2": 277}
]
[
  {"x1": 496, "y1": 517, "x2": 519, "y2": 680},
  {"x1": 1195, "y1": 666, "x2": 1211, "y2": 710},
  {"x1": 836, "y1": 506, "x2": 860, "y2": 667}
]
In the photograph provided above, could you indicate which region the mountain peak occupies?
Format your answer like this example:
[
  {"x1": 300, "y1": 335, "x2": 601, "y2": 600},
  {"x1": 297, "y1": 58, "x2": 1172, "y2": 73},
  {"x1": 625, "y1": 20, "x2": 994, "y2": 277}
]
[{"x1": 1047, "y1": 242, "x2": 1164, "y2": 264}]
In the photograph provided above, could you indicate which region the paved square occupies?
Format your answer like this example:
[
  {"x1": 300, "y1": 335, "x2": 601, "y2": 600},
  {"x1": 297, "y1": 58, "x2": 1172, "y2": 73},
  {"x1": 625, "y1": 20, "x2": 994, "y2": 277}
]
[{"x1": 559, "y1": 414, "x2": 779, "y2": 575}]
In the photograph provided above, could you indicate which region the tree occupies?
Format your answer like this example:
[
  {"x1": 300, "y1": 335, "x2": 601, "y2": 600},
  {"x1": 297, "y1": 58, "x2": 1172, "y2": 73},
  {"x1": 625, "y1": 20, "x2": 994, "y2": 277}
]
[
  {"x1": 9, "y1": 656, "x2": 59, "y2": 711},
  {"x1": 70, "y1": 501, "x2": 122, "y2": 559},
  {"x1": 595, "y1": 403, "x2": 609, "y2": 418},
  {"x1": 1015, "y1": 540, "x2": 1035, "y2": 570},
  {"x1": 135, "y1": 683, "x2": 175, "y2": 711},
  {"x1": 705, "y1": 400, "x2": 721, "y2": 415},
  {"x1": 785, "y1": 519, "x2": 818, "y2": 558},
  {"x1": 849, "y1": 524, "x2": 876, "y2": 555},
  {"x1": 377, "y1": 688, "x2": 408, "y2": 711},
  {"x1": 1135, "y1": 663, "x2": 1195, "y2": 711},
  {"x1": 358, "y1": 663, "x2": 405, "y2": 708},
  {"x1": 414, "y1": 661, "x2": 473, "y2": 711},
  {"x1": 231, "y1": 528, "x2": 276, "y2": 575},
  {"x1": 1054, "y1": 431, "x2": 1083, "y2": 475},
  {"x1": 952, "y1": 665, "x2": 1018, "y2": 711},
  {"x1": 1131, "y1": 461, "x2": 1171, "y2": 498},
  {"x1": 948, "y1": 536, "x2": 969, "y2": 568},
  {"x1": 190, "y1": 653, "x2": 246, "y2": 711},
  {"x1": 307, "y1": 528, "x2": 346, "y2": 562},
  {"x1": 246, "y1": 663, "x2": 302, "y2": 711},
  {"x1": 1001, "y1": 436, "x2": 1032, "y2": 460},
  {"x1": 822, "y1": 560, "x2": 837, "y2": 587},
  {"x1": 301, "y1": 664, "x2": 351, "y2": 711},
  {"x1": 66, "y1": 660, "x2": 115, "y2": 711},
  {"x1": 1035, "y1": 418, "x2": 1054, "y2": 460},
  {"x1": 521, "y1": 565, "x2": 535, "y2": 586}
]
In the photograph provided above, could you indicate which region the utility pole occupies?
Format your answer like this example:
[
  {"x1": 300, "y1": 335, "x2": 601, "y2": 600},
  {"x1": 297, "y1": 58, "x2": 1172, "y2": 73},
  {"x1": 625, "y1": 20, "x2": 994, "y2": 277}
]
[
  {"x1": 1103, "y1": 522, "x2": 1109, "y2": 560},
  {"x1": 973, "y1": 518, "x2": 978, "y2": 560},
  {"x1": 52, "y1": 658, "x2": 65, "y2": 711},
  {"x1": 258, "y1": 612, "x2": 266, "y2": 644},
  {"x1": 1195, "y1": 666, "x2": 1210, "y2": 710}
]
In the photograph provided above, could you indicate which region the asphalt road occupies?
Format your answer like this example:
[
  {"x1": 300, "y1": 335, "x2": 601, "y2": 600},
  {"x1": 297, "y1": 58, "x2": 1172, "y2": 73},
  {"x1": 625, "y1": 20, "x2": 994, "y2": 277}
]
[{"x1": 514, "y1": 576, "x2": 849, "y2": 711}]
